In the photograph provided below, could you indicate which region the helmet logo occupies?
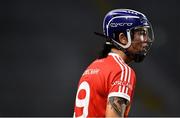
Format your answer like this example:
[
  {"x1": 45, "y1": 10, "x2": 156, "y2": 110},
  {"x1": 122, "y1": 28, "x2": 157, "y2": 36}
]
[{"x1": 110, "y1": 23, "x2": 133, "y2": 27}]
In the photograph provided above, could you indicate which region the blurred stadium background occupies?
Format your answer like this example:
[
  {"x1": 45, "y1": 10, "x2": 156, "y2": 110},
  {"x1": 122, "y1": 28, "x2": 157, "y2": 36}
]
[{"x1": 0, "y1": 0, "x2": 180, "y2": 116}]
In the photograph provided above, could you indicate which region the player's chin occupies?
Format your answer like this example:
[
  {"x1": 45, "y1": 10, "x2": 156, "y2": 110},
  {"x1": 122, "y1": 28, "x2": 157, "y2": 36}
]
[{"x1": 139, "y1": 45, "x2": 148, "y2": 52}]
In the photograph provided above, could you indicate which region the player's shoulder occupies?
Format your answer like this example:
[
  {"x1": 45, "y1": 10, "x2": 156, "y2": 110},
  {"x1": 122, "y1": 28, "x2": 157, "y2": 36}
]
[
  {"x1": 107, "y1": 52, "x2": 136, "y2": 76},
  {"x1": 90, "y1": 55, "x2": 116, "y2": 69},
  {"x1": 108, "y1": 52, "x2": 132, "y2": 68},
  {"x1": 84, "y1": 53, "x2": 132, "y2": 76}
]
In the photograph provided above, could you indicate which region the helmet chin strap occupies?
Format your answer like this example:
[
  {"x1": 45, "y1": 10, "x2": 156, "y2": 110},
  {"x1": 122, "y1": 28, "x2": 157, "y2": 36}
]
[
  {"x1": 116, "y1": 29, "x2": 132, "y2": 49},
  {"x1": 107, "y1": 29, "x2": 132, "y2": 51},
  {"x1": 94, "y1": 31, "x2": 148, "y2": 62},
  {"x1": 111, "y1": 30, "x2": 147, "y2": 63},
  {"x1": 111, "y1": 41, "x2": 146, "y2": 62}
]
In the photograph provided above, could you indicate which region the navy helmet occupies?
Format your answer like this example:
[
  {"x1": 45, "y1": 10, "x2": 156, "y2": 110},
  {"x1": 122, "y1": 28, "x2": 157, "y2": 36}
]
[{"x1": 102, "y1": 9, "x2": 154, "y2": 62}]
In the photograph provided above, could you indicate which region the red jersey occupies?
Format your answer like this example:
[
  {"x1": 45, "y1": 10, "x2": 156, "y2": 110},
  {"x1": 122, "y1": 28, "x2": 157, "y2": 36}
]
[{"x1": 73, "y1": 52, "x2": 136, "y2": 117}]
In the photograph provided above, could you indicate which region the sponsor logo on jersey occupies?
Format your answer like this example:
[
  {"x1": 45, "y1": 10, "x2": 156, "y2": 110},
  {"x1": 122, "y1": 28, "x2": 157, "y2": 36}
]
[
  {"x1": 82, "y1": 69, "x2": 100, "y2": 76},
  {"x1": 111, "y1": 80, "x2": 132, "y2": 90}
]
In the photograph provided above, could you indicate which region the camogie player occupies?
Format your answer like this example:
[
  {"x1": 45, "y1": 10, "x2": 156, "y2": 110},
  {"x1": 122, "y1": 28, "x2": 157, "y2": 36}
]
[{"x1": 74, "y1": 9, "x2": 154, "y2": 117}]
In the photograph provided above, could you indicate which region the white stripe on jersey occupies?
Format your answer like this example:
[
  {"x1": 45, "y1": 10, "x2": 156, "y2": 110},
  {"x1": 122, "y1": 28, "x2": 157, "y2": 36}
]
[
  {"x1": 109, "y1": 53, "x2": 130, "y2": 94},
  {"x1": 126, "y1": 66, "x2": 131, "y2": 94},
  {"x1": 108, "y1": 92, "x2": 130, "y2": 102},
  {"x1": 112, "y1": 55, "x2": 124, "y2": 93},
  {"x1": 112, "y1": 56, "x2": 124, "y2": 81},
  {"x1": 115, "y1": 56, "x2": 129, "y2": 93},
  {"x1": 117, "y1": 56, "x2": 131, "y2": 94}
]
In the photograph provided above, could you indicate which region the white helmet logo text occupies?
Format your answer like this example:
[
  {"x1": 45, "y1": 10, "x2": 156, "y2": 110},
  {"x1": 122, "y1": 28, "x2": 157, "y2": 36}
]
[{"x1": 110, "y1": 23, "x2": 133, "y2": 27}]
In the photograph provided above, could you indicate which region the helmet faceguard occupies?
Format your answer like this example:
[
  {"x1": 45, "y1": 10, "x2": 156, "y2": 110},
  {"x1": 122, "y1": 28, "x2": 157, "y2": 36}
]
[{"x1": 126, "y1": 25, "x2": 154, "y2": 62}]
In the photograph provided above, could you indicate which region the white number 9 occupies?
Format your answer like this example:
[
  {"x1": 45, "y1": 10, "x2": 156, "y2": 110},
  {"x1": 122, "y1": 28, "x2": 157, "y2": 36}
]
[{"x1": 74, "y1": 81, "x2": 90, "y2": 118}]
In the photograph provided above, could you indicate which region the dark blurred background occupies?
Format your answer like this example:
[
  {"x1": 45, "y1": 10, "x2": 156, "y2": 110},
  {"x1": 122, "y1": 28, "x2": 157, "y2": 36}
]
[{"x1": 0, "y1": 0, "x2": 180, "y2": 116}]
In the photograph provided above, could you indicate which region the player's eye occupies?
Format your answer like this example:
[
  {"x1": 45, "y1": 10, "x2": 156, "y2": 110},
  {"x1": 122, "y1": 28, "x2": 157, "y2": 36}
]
[{"x1": 138, "y1": 30, "x2": 147, "y2": 36}]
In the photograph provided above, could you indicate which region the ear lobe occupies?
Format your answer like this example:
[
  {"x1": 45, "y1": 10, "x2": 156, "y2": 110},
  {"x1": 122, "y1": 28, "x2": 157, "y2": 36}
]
[{"x1": 119, "y1": 33, "x2": 128, "y2": 45}]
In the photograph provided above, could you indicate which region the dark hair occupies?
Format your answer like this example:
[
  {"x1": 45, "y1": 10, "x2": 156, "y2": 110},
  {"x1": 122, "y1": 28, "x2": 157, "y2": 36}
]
[
  {"x1": 98, "y1": 44, "x2": 113, "y2": 59},
  {"x1": 98, "y1": 31, "x2": 124, "y2": 59},
  {"x1": 97, "y1": 30, "x2": 129, "y2": 59}
]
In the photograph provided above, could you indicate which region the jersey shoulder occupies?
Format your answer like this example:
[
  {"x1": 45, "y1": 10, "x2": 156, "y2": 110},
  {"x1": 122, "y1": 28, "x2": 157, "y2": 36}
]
[{"x1": 89, "y1": 55, "x2": 120, "y2": 72}]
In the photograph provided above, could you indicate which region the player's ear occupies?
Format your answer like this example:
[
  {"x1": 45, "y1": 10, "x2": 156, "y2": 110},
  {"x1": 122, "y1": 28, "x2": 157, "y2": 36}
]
[{"x1": 119, "y1": 33, "x2": 128, "y2": 45}]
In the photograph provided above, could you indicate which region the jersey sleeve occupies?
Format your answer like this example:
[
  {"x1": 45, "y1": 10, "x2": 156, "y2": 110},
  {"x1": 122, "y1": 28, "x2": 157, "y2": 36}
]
[{"x1": 108, "y1": 67, "x2": 136, "y2": 103}]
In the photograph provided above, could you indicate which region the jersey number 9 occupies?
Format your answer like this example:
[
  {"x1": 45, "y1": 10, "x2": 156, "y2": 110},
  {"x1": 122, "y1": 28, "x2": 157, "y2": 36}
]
[{"x1": 74, "y1": 81, "x2": 90, "y2": 118}]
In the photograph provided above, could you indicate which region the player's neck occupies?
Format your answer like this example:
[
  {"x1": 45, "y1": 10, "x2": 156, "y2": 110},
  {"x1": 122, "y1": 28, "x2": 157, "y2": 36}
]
[{"x1": 111, "y1": 48, "x2": 133, "y2": 64}]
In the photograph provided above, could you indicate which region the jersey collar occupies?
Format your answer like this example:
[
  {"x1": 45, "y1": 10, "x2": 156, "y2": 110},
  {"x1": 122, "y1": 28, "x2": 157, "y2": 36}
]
[{"x1": 108, "y1": 52, "x2": 125, "y2": 62}]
